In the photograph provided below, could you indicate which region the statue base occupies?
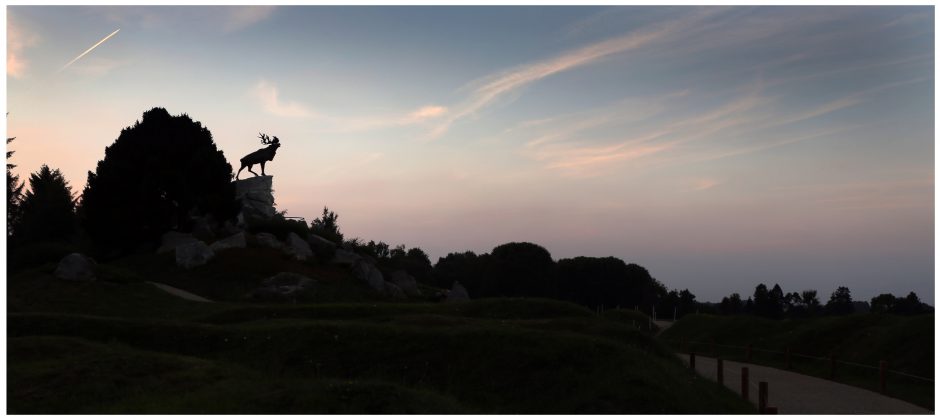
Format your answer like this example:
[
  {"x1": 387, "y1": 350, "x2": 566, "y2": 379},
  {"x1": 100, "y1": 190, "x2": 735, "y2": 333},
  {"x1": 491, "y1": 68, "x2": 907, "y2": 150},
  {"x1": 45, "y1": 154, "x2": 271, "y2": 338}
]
[{"x1": 233, "y1": 175, "x2": 277, "y2": 224}]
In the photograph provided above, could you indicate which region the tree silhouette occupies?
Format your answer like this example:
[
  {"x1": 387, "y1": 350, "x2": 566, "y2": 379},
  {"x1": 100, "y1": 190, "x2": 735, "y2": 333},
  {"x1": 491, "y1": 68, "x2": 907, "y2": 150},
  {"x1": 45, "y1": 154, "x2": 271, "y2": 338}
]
[
  {"x1": 489, "y1": 242, "x2": 557, "y2": 298},
  {"x1": 801, "y1": 290, "x2": 821, "y2": 316},
  {"x1": 14, "y1": 165, "x2": 76, "y2": 243},
  {"x1": 870, "y1": 293, "x2": 897, "y2": 314},
  {"x1": 81, "y1": 108, "x2": 237, "y2": 255},
  {"x1": 719, "y1": 293, "x2": 743, "y2": 315},
  {"x1": 310, "y1": 206, "x2": 343, "y2": 244},
  {"x1": 893, "y1": 292, "x2": 929, "y2": 315},
  {"x1": 7, "y1": 137, "x2": 24, "y2": 239},
  {"x1": 825, "y1": 286, "x2": 855, "y2": 315}
]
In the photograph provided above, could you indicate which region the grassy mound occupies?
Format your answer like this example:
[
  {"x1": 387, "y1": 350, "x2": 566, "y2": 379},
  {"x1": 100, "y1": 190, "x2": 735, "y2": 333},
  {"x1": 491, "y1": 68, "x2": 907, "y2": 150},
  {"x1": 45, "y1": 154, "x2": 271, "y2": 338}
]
[
  {"x1": 8, "y1": 252, "x2": 754, "y2": 414},
  {"x1": 659, "y1": 314, "x2": 934, "y2": 409}
]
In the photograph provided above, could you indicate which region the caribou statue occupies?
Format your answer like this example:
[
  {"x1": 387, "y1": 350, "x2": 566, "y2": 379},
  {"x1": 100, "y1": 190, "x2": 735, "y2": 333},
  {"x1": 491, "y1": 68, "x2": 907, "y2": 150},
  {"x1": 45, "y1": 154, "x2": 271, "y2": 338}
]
[{"x1": 236, "y1": 133, "x2": 281, "y2": 179}]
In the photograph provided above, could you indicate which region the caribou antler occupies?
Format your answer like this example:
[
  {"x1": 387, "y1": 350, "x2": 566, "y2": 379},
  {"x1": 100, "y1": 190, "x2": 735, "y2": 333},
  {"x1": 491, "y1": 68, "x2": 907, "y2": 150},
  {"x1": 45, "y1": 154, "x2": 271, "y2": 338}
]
[{"x1": 258, "y1": 132, "x2": 272, "y2": 144}]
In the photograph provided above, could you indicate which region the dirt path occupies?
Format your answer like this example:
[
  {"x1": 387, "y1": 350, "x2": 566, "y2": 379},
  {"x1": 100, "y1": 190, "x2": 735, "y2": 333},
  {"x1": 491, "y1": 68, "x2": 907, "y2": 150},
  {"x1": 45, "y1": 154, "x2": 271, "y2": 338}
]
[
  {"x1": 147, "y1": 281, "x2": 213, "y2": 303},
  {"x1": 676, "y1": 353, "x2": 931, "y2": 414}
]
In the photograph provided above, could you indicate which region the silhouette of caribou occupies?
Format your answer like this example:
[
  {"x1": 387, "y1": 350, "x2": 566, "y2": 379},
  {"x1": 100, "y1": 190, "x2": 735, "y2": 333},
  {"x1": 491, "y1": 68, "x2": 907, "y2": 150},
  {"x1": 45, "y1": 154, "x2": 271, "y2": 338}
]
[{"x1": 236, "y1": 133, "x2": 281, "y2": 179}]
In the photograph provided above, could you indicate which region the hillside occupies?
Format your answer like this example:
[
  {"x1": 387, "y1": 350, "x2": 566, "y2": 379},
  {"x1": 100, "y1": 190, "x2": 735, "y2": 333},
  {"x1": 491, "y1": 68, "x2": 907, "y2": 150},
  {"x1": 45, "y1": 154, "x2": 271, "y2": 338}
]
[{"x1": 7, "y1": 251, "x2": 753, "y2": 414}]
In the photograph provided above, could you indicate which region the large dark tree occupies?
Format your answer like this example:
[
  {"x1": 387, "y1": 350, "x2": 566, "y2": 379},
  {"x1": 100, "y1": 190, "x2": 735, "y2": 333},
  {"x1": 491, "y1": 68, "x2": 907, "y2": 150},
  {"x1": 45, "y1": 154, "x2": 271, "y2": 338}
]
[
  {"x1": 488, "y1": 242, "x2": 557, "y2": 298},
  {"x1": 81, "y1": 108, "x2": 236, "y2": 254},
  {"x1": 433, "y1": 250, "x2": 489, "y2": 292},
  {"x1": 14, "y1": 165, "x2": 76, "y2": 243},
  {"x1": 870, "y1": 293, "x2": 897, "y2": 314},
  {"x1": 557, "y1": 256, "x2": 630, "y2": 310}
]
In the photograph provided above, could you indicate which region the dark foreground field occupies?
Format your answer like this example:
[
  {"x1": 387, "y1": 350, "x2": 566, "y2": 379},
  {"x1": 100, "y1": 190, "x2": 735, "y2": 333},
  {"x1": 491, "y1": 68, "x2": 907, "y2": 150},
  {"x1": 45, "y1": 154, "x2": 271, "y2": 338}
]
[
  {"x1": 7, "y1": 251, "x2": 752, "y2": 414},
  {"x1": 660, "y1": 313, "x2": 935, "y2": 410}
]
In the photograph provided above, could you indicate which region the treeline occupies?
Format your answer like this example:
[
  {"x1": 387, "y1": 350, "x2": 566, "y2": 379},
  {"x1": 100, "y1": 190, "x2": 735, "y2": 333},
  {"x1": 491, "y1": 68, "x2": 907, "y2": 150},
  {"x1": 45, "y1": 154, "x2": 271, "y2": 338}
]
[
  {"x1": 712, "y1": 284, "x2": 932, "y2": 319},
  {"x1": 308, "y1": 206, "x2": 682, "y2": 313}
]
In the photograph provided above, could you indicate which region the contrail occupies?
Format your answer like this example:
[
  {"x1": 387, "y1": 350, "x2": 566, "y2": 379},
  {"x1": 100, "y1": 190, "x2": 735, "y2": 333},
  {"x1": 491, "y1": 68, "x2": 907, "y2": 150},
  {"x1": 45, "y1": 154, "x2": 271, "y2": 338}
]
[{"x1": 59, "y1": 28, "x2": 120, "y2": 72}]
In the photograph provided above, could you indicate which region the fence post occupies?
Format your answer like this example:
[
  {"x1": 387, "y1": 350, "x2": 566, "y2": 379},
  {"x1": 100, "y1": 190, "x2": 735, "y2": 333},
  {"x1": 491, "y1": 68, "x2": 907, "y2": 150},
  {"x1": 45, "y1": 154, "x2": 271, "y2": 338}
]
[
  {"x1": 758, "y1": 381, "x2": 769, "y2": 413},
  {"x1": 746, "y1": 343, "x2": 752, "y2": 362},
  {"x1": 880, "y1": 360, "x2": 887, "y2": 394},
  {"x1": 786, "y1": 347, "x2": 792, "y2": 370},
  {"x1": 690, "y1": 352, "x2": 696, "y2": 370},
  {"x1": 717, "y1": 358, "x2": 724, "y2": 385},
  {"x1": 741, "y1": 367, "x2": 749, "y2": 401},
  {"x1": 829, "y1": 353, "x2": 836, "y2": 380}
]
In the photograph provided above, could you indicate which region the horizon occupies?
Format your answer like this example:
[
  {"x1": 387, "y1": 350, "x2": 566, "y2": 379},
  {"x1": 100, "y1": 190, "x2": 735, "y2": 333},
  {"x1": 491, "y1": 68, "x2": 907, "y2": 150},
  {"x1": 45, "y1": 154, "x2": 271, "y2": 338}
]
[{"x1": 7, "y1": 5, "x2": 935, "y2": 304}]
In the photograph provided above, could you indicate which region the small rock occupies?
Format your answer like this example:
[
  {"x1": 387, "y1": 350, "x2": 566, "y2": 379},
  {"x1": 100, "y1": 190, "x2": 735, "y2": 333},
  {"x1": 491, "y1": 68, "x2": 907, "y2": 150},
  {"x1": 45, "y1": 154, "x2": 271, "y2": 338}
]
[
  {"x1": 286, "y1": 232, "x2": 314, "y2": 261},
  {"x1": 384, "y1": 282, "x2": 406, "y2": 299},
  {"x1": 389, "y1": 270, "x2": 421, "y2": 296},
  {"x1": 446, "y1": 282, "x2": 470, "y2": 302},
  {"x1": 255, "y1": 232, "x2": 284, "y2": 250},
  {"x1": 352, "y1": 259, "x2": 385, "y2": 292},
  {"x1": 332, "y1": 248, "x2": 362, "y2": 266},
  {"x1": 157, "y1": 231, "x2": 198, "y2": 253},
  {"x1": 175, "y1": 241, "x2": 215, "y2": 269},
  {"x1": 54, "y1": 253, "x2": 97, "y2": 281},
  {"x1": 210, "y1": 232, "x2": 247, "y2": 252},
  {"x1": 250, "y1": 272, "x2": 317, "y2": 301}
]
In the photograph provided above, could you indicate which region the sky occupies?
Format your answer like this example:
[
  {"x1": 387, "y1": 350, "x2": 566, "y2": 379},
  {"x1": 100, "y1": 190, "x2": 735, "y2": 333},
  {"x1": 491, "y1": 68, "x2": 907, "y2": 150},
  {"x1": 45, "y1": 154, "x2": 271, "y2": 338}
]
[{"x1": 6, "y1": 6, "x2": 935, "y2": 304}]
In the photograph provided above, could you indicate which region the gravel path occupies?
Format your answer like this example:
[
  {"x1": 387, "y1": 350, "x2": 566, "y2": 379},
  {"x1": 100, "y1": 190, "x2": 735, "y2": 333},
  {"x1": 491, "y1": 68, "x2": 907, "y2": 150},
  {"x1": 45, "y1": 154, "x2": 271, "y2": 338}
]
[
  {"x1": 676, "y1": 353, "x2": 932, "y2": 414},
  {"x1": 147, "y1": 281, "x2": 213, "y2": 303}
]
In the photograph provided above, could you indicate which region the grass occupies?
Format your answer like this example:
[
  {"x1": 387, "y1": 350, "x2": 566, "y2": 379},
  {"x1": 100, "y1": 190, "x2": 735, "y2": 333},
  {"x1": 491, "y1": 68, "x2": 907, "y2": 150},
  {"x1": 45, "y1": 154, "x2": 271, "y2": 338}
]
[
  {"x1": 659, "y1": 314, "x2": 935, "y2": 410},
  {"x1": 7, "y1": 248, "x2": 755, "y2": 414}
]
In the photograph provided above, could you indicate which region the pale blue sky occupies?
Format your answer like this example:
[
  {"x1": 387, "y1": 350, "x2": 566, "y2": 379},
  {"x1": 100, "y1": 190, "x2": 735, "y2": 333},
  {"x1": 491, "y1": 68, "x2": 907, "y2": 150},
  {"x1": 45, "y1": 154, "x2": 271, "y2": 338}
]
[{"x1": 7, "y1": 6, "x2": 934, "y2": 303}]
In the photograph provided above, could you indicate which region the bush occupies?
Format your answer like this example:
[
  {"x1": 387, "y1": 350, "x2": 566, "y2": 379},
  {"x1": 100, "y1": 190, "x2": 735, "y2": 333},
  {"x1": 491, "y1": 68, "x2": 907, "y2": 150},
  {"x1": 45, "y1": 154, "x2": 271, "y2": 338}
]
[
  {"x1": 246, "y1": 214, "x2": 309, "y2": 241},
  {"x1": 310, "y1": 207, "x2": 343, "y2": 244}
]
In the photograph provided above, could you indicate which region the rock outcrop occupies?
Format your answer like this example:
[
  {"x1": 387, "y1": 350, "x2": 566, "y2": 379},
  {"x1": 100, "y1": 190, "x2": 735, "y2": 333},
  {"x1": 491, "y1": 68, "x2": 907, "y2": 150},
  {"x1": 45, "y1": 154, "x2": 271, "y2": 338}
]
[
  {"x1": 249, "y1": 272, "x2": 316, "y2": 301},
  {"x1": 352, "y1": 259, "x2": 386, "y2": 292},
  {"x1": 255, "y1": 232, "x2": 285, "y2": 251},
  {"x1": 389, "y1": 270, "x2": 421, "y2": 296},
  {"x1": 210, "y1": 232, "x2": 247, "y2": 252},
  {"x1": 157, "y1": 231, "x2": 199, "y2": 254},
  {"x1": 54, "y1": 253, "x2": 97, "y2": 281},
  {"x1": 234, "y1": 175, "x2": 277, "y2": 223},
  {"x1": 285, "y1": 232, "x2": 314, "y2": 261},
  {"x1": 175, "y1": 241, "x2": 215, "y2": 269},
  {"x1": 447, "y1": 282, "x2": 470, "y2": 302}
]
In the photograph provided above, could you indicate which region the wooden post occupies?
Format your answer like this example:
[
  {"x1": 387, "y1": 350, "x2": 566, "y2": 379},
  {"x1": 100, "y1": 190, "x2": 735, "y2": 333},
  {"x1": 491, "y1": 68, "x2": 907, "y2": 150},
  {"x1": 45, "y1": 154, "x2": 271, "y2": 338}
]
[
  {"x1": 746, "y1": 343, "x2": 752, "y2": 362},
  {"x1": 829, "y1": 353, "x2": 836, "y2": 380},
  {"x1": 717, "y1": 358, "x2": 724, "y2": 385},
  {"x1": 880, "y1": 360, "x2": 887, "y2": 394},
  {"x1": 741, "y1": 367, "x2": 749, "y2": 401},
  {"x1": 786, "y1": 347, "x2": 792, "y2": 370},
  {"x1": 690, "y1": 352, "x2": 696, "y2": 370},
  {"x1": 758, "y1": 381, "x2": 769, "y2": 413}
]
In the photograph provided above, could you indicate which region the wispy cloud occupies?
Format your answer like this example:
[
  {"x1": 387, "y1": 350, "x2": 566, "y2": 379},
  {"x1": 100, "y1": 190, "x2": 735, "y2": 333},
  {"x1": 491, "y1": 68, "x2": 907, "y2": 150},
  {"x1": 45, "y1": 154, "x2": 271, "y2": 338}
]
[
  {"x1": 407, "y1": 105, "x2": 448, "y2": 121},
  {"x1": 103, "y1": 6, "x2": 275, "y2": 33},
  {"x1": 688, "y1": 178, "x2": 721, "y2": 192},
  {"x1": 222, "y1": 6, "x2": 276, "y2": 32},
  {"x1": 7, "y1": 16, "x2": 40, "y2": 78},
  {"x1": 60, "y1": 29, "x2": 120, "y2": 73},
  {"x1": 253, "y1": 79, "x2": 314, "y2": 118},
  {"x1": 428, "y1": 10, "x2": 716, "y2": 139}
]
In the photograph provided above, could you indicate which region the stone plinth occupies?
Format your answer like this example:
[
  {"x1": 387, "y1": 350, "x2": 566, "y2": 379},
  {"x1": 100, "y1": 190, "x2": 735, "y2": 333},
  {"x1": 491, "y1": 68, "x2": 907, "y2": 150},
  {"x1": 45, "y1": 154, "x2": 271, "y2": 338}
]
[{"x1": 234, "y1": 175, "x2": 277, "y2": 222}]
